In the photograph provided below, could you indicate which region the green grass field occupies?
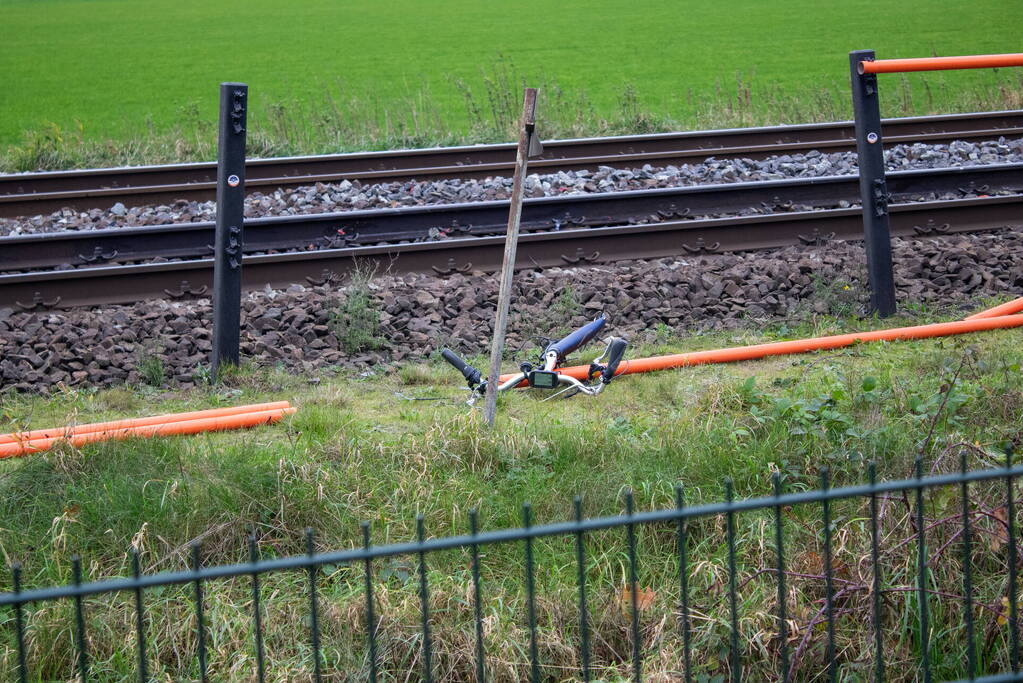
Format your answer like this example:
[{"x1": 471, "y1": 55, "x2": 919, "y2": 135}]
[
  {"x1": 1, "y1": 306, "x2": 1021, "y2": 679},
  {"x1": 2, "y1": 0, "x2": 1022, "y2": 170}
]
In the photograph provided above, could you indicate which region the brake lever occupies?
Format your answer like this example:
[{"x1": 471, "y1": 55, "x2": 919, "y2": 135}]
[{"x1": 586, "y1": 336, "x2": 617, "y2": 381}]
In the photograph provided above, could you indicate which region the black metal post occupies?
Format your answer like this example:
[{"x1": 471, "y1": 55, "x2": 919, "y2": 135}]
[
  {"x1": 849, "y1": 50, "x2": 896, "y2": 317},
  {"x1": 212, "y1": 82, "x2": 248, "y2": 377}
]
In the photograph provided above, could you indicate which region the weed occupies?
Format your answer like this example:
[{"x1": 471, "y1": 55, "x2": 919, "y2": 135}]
[
  {"x1": 193, "y1": 363, "x2": 213, "y2": 386},
  {"x1": 651, "y1": 322, "x2": 677, "y2": 345},
  {"x1": 552, "y1": 285, "x2": 582, "y2": 320},
  {"x1": 98, "y1": 386, "x2": 139, "y2": 413},
  {"x1": 329, "y1": 263, "x2": 386, "y2": 354},
  {"x1": 535, "y1": 285, "x2": 583, "y2": 342},
  {"x1": 137, "y1": 356, "x2": 166, "y2": 388},
  {"x1": 398, "y1": 363, "x2": 433, "y2": 385},
  {"x1": 809, "y1": 273, "x2": 864, "y2": 318},
  {"x1": 4, "y1": 121, "x2": 84, "y2": 172}
]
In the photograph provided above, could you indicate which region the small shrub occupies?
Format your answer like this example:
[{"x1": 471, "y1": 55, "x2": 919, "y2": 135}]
[
  {"x1": 330, "y1": 264, "x2": 386, "y2": 354},
  {"x1": 809, "y1": 274, "x2": 863, "y2": 318},
  {"x1": 138, "y1": 356, "x2": 166, "y2": 388},
  {"x1": 134, "y1": 338, "x2": 168, "y2": 388}
]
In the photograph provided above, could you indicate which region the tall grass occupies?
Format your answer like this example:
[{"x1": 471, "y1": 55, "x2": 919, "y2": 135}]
[
  {"x1": 0, "y1": 311, "x2": 1021, "y2": 679},
  {"x1": 3, "y1": 61, "x2": 1021, "y2": 173}
]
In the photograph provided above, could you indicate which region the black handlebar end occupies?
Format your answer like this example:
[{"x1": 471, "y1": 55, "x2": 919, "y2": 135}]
[{"x1": 441, "y1": 348, "x2": 483, "y2": 387}]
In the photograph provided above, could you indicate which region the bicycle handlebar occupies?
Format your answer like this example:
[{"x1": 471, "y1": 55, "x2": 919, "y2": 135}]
[
  {"x1": 544, "y1": 315, "x2": 607, "y2": 362},
  {"x1": 441, "y1": 349, "x2": 482, "y2": 387},
  {"x1": 443, "y1": 315, "x2": 625, "y2": 404}
]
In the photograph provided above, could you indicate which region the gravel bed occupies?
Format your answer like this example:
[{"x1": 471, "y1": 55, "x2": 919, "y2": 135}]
[
  {"x1": 1, "y1": 228, "x2": 1020, "y2": 394},
  {"x1": 3, "y1": 138, "x2": 1021, "y2": 237}
]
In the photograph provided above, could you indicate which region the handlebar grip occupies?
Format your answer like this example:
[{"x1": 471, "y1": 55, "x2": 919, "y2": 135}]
[
  {"x1": 602, "y1": 337, "x2": 628, "y2": 384},
  {"x1": 441, "y1": 348, "x2": 482, "y2": 386},
  {"x1": 545, "y1": 315, "x2": 607, "y2": 362}
]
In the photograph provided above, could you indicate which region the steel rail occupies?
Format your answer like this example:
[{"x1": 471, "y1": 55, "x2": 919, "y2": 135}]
[
  {"x1": 2, "y1": 110, "x2": 1021, "y2": 217},
  {"x1": 1, "y1": 191, "x2": 1018, "y2": 310},
  {"x1": 3, "y1": 163, "x2": 1021, "y2": 274}
]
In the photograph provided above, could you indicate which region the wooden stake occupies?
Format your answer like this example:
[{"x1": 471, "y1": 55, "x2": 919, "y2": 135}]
[{"x1": 483, "y1": 88, "x2": 538, "y2": 426}]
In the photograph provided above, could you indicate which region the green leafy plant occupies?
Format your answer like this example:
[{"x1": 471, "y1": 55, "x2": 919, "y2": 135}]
[
  {"x1": 137, "y1": 355, "x2": 166, "y2": 388},
  {"x1": 809, "y1": 274, "x2": 863, "y2": 318},
  {"x1": 330, "y1": 263, "x2": 386, "y2": 354}
]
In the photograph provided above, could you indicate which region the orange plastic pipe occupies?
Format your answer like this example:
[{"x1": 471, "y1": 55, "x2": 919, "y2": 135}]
[
  {"x1": 0, "y1": 401, "x2": 291, "y2": 446},
  {"x1": 860, "y1": 53, "x2": 1023, "y2": 74},
  {"x1": 502, "y1": 315, "x2": 1023, "y2": 384},
  {"x1": 0, "y1": 407, "x2": 296, "y2": 459},
  {"x1": 963, "y1": 297, "x2": 1023, "y2": 321}
]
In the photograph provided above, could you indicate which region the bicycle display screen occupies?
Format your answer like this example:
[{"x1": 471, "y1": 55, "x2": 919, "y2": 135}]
[{"x1": 528, "y1": 370, "x2": 559, "y2": 389}]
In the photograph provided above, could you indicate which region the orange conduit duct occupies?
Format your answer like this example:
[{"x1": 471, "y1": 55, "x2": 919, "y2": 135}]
[
  {"x1": 0, "y1": 401, "x2": 291, "y2": 446},
  {"x1": 502, "y1": 314, "x2": 1023, "y2": 385},
  {"x1": 860, "y1": 53, "x2": 1023, "y2": 74},
  {"x1": 0, "y1": 407, "x2": 296, "y2": 459},
  {"x1": 963, "y1": 297, "x2": 1023, "y2": 321}
]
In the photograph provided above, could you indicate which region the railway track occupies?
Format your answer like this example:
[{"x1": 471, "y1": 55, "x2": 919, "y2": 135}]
[
  {"x1": 2, "y1": 110, "x2": 1022, "y2": 218},
  {"x1": 2, "y1": 163, "x2": 1021, "y2": 310}
]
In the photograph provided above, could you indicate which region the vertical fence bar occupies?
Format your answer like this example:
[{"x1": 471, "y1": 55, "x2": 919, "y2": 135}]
[
  {"x1": 469, "y1": 510, "x2": 486, "y2": 683},
  {"x1": 625, "y1": 490, "x2": 642, "y2": 683},
  {"x1": 822, "y1": 468, "x2": 837, "y2": 681},
  {"x1": 1008, "y1": 448, "x2": 1020, "y2": 673},
  {"x1": 305, "y1": 529, "x2": 323, "y2": 682},
  {"x1": 868, "y1": 462, "x2": 885, "y2": 682},
  {"x1": 573, "y1": 497, "x2": 591, "y2": 682},
  {"x1": 211, "y1": 82, "x2": 248, "y2": 378},
  {"x1": 914, "y1": 457, "x2": 931, "y2": 682},
  {"x1": 725, "y1": 479, "x2": 741, "y2": 681},
  {"x1": 772, "y1": 473, "x2": 789, "y2": 682},
  {"x1": 676, "y1": 485, "x2": 693, "y2": 683},
  {"x1": 249, "y1": 536, "x2": 266, "y2": 683},
  {"x1": 130, "y1": 549, "x2": 148, "y2": 683},
  {"x1": 960, "y1": 452, "x2": 976, "y2": 679},
  {"x1": 191, "y1": 543, "x2": 208, "y2": 683},
  {"x1": 523, "y1": 502, "x2": 540, "y2": 683},
  {"x1": 417, "y1": 515, "x2": 433, "y2": 683},
  {"x1": 11, "y1": 564, "x2": 28, "y2": 683},
  {"x1": 72, "y1": 556, "x2": 89, "y2": 682},
  {"x1": 848, "y1": 49, "x2": 896, "y2": 317},
  {"x1": 362, "y1": 522, "x2": 378, "y2": 683}
]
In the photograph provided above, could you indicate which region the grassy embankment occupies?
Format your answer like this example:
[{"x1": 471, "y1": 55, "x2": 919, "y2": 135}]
[
  {"x1": 2, "y1": 0, "x2": 1022, "y2": 172},
  {"x1": 0, "y1": 301, "x2": 1021, "y2": 680}
]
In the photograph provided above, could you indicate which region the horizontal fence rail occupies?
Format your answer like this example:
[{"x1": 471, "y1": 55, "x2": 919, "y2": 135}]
[
  {"x1": 2, "y1": 457, "x2": 1023, "y2": 681},
  {"x1": 859, "y1": 53, "x2": 1023, "y2": 74}
]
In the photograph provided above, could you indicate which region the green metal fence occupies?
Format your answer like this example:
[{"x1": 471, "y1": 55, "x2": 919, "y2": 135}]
[{"x1": 2, "y1": 455, "x2": 1022, "y2": 681}]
